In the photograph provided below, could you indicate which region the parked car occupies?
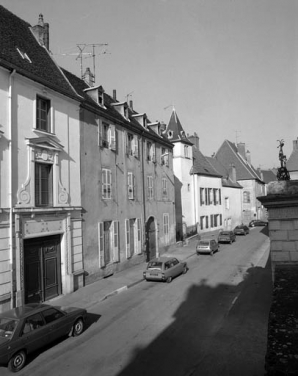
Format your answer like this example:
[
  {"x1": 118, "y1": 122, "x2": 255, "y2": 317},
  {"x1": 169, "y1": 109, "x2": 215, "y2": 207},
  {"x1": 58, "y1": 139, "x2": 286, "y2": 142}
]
[
  {"x1": 234, "y1": 225, "x2": 250, "y2": 235},
  {"x1": 143, "y1": 257, "x2": 188, "y2": 283},
  {"x1": 196, "y1": 238, "x2": 219, "y2": 255},
  {"x1": 218, "y1": 231, "x2": 236, "y2": 244},
  {"x1": 249, "y1": 220, "x2": 268, "y2": 227},
  {"x1": 0, "y1": 303, "x2": 87, "y2": 372}
]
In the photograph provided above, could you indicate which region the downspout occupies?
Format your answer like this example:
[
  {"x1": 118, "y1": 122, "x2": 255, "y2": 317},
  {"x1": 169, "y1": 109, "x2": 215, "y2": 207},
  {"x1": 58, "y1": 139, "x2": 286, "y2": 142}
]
[
  {"x1": 141, "y1": 132, "x2": 148, "y2": 261},
  {"x1": 9, "y1": 69, "x2": 16, "y2": 307},
  {"x1": 193, "y1": 172, "x2": 197, "y2": 234}
]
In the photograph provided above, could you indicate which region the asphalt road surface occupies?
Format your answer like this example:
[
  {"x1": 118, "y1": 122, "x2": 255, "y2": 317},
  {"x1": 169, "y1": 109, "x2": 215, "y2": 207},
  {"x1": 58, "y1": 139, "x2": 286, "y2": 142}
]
[{"x1": 2, "y1": 227, "x2": 272, "y2": 376}]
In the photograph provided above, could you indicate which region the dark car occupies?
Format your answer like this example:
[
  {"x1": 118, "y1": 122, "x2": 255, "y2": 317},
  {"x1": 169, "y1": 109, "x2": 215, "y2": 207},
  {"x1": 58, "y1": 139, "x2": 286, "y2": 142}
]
[
  {"x1": 0, "y1": 303, "x2": 87, "y2": 372},
  {"x1": 143, "y1": 257, "x2": 188, "y2": 283},
  {"x1": 196, "y1": 238, "x2": 219, "y2": 255},
  {"x1": 234, "y1": 225, "x2": 250, "y2": 235},
  {"x1": 249, "y1": 220, "x2": 268, "y2": 227},
  {"x1": 218, "y1": 231, "x2": 236, "y2": 244}
]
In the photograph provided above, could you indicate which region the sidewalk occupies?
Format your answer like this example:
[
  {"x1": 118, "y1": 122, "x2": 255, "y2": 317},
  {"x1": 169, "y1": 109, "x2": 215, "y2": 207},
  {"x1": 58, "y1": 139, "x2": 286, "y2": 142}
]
[{"x1": 48, "y1": 236, "x2": 200, "y2": 310}]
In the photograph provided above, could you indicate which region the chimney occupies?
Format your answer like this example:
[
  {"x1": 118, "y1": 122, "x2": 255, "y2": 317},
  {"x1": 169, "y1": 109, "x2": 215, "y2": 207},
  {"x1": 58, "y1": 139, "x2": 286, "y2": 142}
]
[
  {"x1": 31, "y1": 14, "x2": 50, "y2": 50},
  {"x1": 293, "y1": 138, "x2": 298, "y2": 151},
  {"x1": 237, "y1": 142, "x2": 246, "y2": 160},
  {"x1": 246, "y1": 150, "x2": 251, "y2": 164},
  {"x1": 82, "y1": 67, "x2": 94, "y2": 87},
  {"x1": 229, "y1": 164, "x2": 237, "y2": 183},
  {"x1": 188, "y1": 132, "x2": 200, "y2": 150},
  {"x1": 113, "y1": 90, "x2": 117, "y2": 101}
]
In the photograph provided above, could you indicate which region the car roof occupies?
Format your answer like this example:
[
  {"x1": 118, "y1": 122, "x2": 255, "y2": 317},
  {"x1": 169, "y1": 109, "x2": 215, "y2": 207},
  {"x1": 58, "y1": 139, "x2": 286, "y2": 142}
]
[
  {"x1": 0, "y1": 303, "x2": 51, "y2": 319},
  {"x1": 149, "y1": 257, "x2": 177, "y2": 263}
]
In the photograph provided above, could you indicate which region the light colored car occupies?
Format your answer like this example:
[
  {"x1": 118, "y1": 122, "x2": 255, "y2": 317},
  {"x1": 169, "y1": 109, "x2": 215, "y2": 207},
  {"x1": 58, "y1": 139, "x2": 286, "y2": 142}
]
[
  {"x1": 143, "y1": 257, "x2": 188, "y2": 283},
  {"x1": 196, "y1": 239, "x2": 219, "y2": 255},
  {"x1": 234, "y1": 225, "x2": 250, "y2": 235},
  {"x1": 218, "y1": 231, "x2": 236, "y2": 244},
  {"x1": 0, "y1": 303, "x2": 87, "y2": 372}
]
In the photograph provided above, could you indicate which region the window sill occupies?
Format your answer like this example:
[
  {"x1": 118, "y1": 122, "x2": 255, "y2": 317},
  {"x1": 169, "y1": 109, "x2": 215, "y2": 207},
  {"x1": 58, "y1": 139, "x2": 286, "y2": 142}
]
[{"x1": 33, "y1": 128, "x2": 56, "y2": 137}]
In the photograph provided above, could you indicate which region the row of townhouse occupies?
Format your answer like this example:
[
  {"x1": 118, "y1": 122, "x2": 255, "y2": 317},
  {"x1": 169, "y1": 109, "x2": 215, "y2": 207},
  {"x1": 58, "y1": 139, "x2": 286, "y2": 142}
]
[
  {"x1": 163, "y1": 108, "x2": 267, "y2": 239},
  {"x1": 0, "y1": 7, "x2": 175, "y2": 312}
]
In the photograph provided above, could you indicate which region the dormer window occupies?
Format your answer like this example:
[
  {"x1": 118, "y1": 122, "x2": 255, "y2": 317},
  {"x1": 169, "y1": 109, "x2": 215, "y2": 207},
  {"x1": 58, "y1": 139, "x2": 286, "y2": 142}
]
[
  {"x1": 132, "y1": 113, "x2": 147, "y2": 129},
  {"x1": 83, "y1": 86, "x2": 105, "y2": 108},
  {"x1": 168, "y1": 130, "x2": 173, "y2": 139},
  {"x1": 111, "y1": 102, "x2": 129, "y2": 121}
]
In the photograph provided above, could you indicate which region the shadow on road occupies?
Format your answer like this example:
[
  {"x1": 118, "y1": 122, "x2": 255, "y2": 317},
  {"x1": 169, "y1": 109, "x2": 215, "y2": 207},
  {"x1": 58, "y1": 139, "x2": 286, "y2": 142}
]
[{"x1": 116, "y1": 255, "x2": 273, "y2": 376}]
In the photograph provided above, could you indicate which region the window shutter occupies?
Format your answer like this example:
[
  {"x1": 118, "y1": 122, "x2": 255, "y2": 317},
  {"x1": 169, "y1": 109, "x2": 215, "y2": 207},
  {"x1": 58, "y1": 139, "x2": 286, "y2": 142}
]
[
  {"x1": 98, "y1": 222, "x2": 105, "y2": 267},
  {"x1": 125, "y1": 219, "x2": 131, "y2": 258},
  {"x1": 108, "y1": 170, "x2": 112, "y2": 198},
  {"x1": 137, "y1": 218, "x2": 142, "y2": 254},
  {"x1": 113, "y1": 221, "x2": 119, "y2": 262},
  {"x1": 128, "y1": 172, "x2": 134, "y2": 199},
  {"x1": 102, "y1": 170, "x2": 106, "y2": 197},
  {"x1": 110, "y1": 124, "x2": 116, "y2": 150},
  {"x1": 98, "y1": 121, "x2": 103, "y2": 147},
  {"x1": 133, "y1": 135, "x2": 139, "y2": 157},
  {"x1": 152, "y1": 143, "x2": 156, "y2": 162}
]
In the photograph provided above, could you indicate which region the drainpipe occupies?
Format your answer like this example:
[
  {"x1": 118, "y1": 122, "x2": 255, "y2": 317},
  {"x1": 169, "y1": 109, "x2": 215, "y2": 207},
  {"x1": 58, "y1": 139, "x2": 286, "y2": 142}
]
[
  {"x1": 140, "y1": 132, "x2": 148, "y2": 261},
  {"x1": 193, "y1": 173, "x2": 197, "y2": 235},
  {"x1": 9, "y1": 69, "x2": 16, "y2": 307}
]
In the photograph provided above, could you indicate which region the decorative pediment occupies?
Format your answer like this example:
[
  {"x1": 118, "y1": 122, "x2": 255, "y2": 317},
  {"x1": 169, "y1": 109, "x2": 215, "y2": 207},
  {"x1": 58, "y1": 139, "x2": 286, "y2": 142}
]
[{"x1": 25, "y1": 137, "x2": 64, "y2": 151}]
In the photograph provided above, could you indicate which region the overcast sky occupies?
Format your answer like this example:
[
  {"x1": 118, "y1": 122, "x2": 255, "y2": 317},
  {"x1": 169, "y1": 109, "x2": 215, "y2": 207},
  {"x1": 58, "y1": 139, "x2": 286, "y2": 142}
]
[{"x1": 2, "y1": 0, "x2": 298, "y2": 169}]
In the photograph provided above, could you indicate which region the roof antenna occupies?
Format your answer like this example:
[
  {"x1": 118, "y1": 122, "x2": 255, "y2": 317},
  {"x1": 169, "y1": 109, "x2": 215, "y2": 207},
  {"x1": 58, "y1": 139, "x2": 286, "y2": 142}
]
[{"x1": 234, "y1": 130, "x2": 241, "y2": 144}]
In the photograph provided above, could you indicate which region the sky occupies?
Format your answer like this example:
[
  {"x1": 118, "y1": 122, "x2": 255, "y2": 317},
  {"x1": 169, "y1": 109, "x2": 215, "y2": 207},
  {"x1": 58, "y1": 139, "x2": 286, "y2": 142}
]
[{"x1": 1, "y1": 0, "x2": 298, "y2": 169}]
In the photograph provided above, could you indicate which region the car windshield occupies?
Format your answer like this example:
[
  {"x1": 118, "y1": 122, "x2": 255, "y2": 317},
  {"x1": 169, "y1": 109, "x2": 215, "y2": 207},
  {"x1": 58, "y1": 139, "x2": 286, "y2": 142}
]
[
  {"x1": 0, "y1": 317, "x2": 18, "y2": 339},
  {"x1": 220, "y1": 231, "x2": 230, "y2": 235},
  {"x1": 147, "y1": 261, "x2": 163, "y2": 270},
  {"x1": 199, "y1": 241, "x2": 209, "y2": 246}
]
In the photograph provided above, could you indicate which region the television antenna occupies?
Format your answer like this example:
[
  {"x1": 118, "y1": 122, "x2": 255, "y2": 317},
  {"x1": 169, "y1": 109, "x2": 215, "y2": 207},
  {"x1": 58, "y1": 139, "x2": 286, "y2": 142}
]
[
  {"x1": 234, "y1": 130, "x2": 241, "y2": 144},
  {"x1": 76, "y1": 43, "x2": 109, "y2": 82}
]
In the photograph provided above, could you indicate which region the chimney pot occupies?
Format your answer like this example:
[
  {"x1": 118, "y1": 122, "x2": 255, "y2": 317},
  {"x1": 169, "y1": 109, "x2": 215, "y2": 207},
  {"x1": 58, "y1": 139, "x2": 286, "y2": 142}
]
[{"x1": 113, "y1": 90, "x2": 117, "y2": 101}]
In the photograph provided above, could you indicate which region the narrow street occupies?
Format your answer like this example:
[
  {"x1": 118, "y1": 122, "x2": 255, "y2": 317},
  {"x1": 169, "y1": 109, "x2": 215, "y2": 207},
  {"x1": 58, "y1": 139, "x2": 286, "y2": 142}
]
[{"x1": 4, "y1": 228, "x2": 272, "y2": 376}]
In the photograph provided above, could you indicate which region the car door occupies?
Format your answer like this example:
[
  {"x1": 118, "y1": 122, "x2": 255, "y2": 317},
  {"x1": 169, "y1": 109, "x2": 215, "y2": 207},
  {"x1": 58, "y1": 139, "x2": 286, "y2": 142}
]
[
  {"x1": 41, "y1": 307, "x2": 70, "y2": 343},
  {"x1": 171, "y1": 258, "x2": 182, "y2": 276},
  {"x1": 19, "y1": 313, "x2": 48, "y2": 354}
]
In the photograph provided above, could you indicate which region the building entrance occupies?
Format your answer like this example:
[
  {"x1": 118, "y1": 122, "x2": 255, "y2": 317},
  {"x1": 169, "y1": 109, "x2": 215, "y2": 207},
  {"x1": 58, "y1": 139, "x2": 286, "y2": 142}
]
[{"x1": 24, "y1": 235, "x2": 62, "y2": 303}]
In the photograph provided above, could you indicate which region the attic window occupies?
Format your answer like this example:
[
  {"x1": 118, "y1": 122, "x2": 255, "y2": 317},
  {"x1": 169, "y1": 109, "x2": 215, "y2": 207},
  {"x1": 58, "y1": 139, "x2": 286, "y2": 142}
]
[
  {"x1": 16, "y1": 48, "x2": 32, "y2": 63},
  {"x1": 168, "y1": 131, "x2": 173, "y2": 139}
]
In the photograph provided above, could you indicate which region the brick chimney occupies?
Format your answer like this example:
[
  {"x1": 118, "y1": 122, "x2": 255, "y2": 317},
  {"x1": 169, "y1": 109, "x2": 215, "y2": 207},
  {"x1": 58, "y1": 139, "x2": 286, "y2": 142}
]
[
  {"x1": 246, "y1": 150, "x2": 251, "y2": 164},
  {"x1": 293, "y1": 138, "x2": 298, "y2": 151},
  {"x1": 188, "y1": 132, "x2": 200, "y2": 149},
  {"x1": 31, "y1": 14, "x2": 49, "y2": 50},
  {"x1": 237, "y1": 142, "x2": 246, "y2": 160}
]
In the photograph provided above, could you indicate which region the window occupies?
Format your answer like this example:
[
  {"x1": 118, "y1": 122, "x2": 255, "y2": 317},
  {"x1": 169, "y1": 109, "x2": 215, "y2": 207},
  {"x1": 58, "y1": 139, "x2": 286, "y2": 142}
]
[
  {"x1": 161, "y1": 147, "x2": 169, "y2": 166},
  {"x1": 219, "y1": 189, "x2": 221, "y2": 205},
  {"x1": 125, "y1": 218, "x2": 142, "y2": 258},
  {"x1": 200, "y1": 188, "x2": 204, "y2": 205},
  {"x1": 162, "y1": 178, "x2": 168, "y2": 199},
  {"x1": 147, "y1": 175, "x2": 153, "y2": 199},
  {"x1": 35, "y1": 162, "x2": 53, "y2": 207},
  {"x1": 128, "y1": 172, "x2": 134, "y2": 199},
  {"x1": 220, "y1": 214, "x2": 222, "y2": 226},
  {"x1": 147, "y1": 142, "x2": 156, "y2": 162},
  {"x1": 127, "y1": 133, "x2": 134, "y2": 155},
  {"x1": 213, "y1": 189, "x2": 217, "y2": 205},
  {"x1": 163, "y1": 213, "x2": 169, "y2": 244},
  {"x1": 208, "y1": 188, "x2": 212, "y2": 205},
  {"x1": 184, "y1": 145, "x2": 189, "y2": 158},
  {"x1": 206, "y1": 216, "x2": 209, "y2": 228},
  {"x1": 22, "y1": 313, "x2": 44, "y2": 334},
  {"x1": 99, "y1": 122, "x2": 116, "y2": 151},
  {"x1": 36, "y1": 96, "x2": 51, "y2": 132},
  {"x1": 205, "y1": 189, "x2": 208, "y2": 205},
  {"x1": 225, "y1": 197, "x2": 230, "y2": 210},
  {"x1": 102, "y1": 169, "x2": 112, "y2": 199},
  {"x1": 42, "y1": 308, "x2": 64, "y2": 324},
  {"x1": 200, "y1": 216, "x2": 204, "y2": 230},
  {"x1": 210, "y1": 214, "x2": 214, "y2": 227},
  {"x1": 243, "y1": 191, "x2": 251, "y2": 203}
]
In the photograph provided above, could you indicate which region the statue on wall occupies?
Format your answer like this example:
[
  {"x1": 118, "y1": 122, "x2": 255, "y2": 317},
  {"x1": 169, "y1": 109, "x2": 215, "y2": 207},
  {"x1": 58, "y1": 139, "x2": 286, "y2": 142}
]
[{"x1": 277, "y1": 139, "x2": 290, "y2": 181}]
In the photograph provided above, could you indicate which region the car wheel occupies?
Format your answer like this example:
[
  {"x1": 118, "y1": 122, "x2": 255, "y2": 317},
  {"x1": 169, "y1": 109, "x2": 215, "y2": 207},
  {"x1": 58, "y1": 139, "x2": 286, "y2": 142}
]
[
  {"x1": 182, "y1": 266, "x2": 187, "y2": 274},
  {"x1": 8, "y1": 350, "x2": 26, "y2": 373},
  {"x1": 166, "y1": 276, "x2": 172, "y2": 283},
  {"x1": 210, "y1": 250, "x2": 214, "y2": 256},
  {"x1": 230, "y1": 240, "x2": 232, "y2": 244},
  {"x1": 72, "y1": 318, "x2": 84, "y2": 337}
]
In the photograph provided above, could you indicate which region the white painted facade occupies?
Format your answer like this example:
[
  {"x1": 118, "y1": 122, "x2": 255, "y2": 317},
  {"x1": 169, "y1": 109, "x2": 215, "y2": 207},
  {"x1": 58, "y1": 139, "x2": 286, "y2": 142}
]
[{"x1": 0, "y1": 67, "x2": 83, "y2": 312}]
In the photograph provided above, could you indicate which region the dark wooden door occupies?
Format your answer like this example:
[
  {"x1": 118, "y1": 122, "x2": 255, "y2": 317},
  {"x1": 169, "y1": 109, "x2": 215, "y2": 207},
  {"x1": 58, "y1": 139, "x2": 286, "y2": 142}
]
[
  {"x1": 24, "y1": 235, "x2": 61, "y2": 303},
  {"x1": 146, "y1": 217, "x2": 156, "y2": 261}
]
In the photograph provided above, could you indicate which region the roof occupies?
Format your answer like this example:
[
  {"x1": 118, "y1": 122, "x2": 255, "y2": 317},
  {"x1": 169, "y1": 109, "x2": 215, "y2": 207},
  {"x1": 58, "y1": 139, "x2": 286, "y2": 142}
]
[
  {"x1": 215, "y1": 140, "x2": 264, "y2": 183},
  {"x1": 287, "y1": 149, "x2": 298, "y2": 172},
  {"x1": 205, "y1": 156, "x2": 243, "y2": 189},
  {"x1": 0, "y1": 6, "x2": 79, "y2": 100},
  {"x1": 0, "y1": 304, "x2": 50, "y2": 319},
  {"x1": 164, "y1": 109, "x2": 193, "y2": 145},
  {"x1": 62, "y1": 68, "x2": 173, "y2": 146},
  {"x1": 191, "y1": 148, "x2": 222, "y2": 178},
  {"x1": 261, "y1": 169, "x2": 277, "y2": 184}
]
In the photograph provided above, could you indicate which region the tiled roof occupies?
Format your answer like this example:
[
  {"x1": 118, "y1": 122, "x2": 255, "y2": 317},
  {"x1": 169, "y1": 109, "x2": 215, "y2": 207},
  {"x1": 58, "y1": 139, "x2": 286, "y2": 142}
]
[
  {"x1": 216, "y1": 140, "x2": 264, "y2": 183},
  {"x1": 287, "y1": 149, "x2": 298, "y2": 172},
  {"x1": 261, "y1": 170, "x2": 277, "y2": 184},
  {"x1": 191, "y1": 148, "x2": 222, "y2": 177},
  {"x1": 206, "y1": 156, "x2": 242, "y2": 189},
  {"x1": 62, "y1": 68, "x2": 172, "y2": 146},
  {"x1": 164, "y1": 109, "x2": 193, "y2": 145},
  {"x1": 0, "y1": 5, "x2": 79, "y2": 100}
]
